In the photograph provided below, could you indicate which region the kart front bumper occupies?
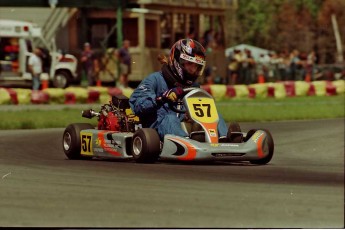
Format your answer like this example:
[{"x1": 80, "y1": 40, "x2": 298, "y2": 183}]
[{"x1": 160, "y1": 130, "x2": 270, "y2": 162}]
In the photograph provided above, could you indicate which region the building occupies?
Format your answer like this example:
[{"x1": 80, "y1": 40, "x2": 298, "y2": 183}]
[{"x1": 0, "y1": 0, "x2": 234, "y2": 84}]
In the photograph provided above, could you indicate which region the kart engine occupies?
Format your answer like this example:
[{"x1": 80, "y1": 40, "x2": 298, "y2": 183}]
[{"x1": 82, "y1": 95, "x2": 140, "y2": 132}]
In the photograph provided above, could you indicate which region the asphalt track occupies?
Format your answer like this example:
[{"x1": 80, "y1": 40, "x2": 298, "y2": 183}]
[{"x1": 0, "y1": 119, "x2": 344, "y2": 228}]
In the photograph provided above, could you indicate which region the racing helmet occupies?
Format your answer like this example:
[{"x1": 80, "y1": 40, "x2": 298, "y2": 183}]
[{"x1": 169, "y1": 39, "x2": 206, "y2": 85}]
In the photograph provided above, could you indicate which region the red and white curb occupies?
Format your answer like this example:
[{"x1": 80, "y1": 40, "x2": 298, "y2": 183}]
[{"x1": 0, "y1": 80, "x2": 344, "y2": 105}]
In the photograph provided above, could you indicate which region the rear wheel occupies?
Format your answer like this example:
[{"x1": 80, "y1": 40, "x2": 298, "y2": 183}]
[
  {"x1": 249, "y1": 129, "x2": 274, "y2": 165},
  {"x1": 132, "y1": 128, "x2": 161, "y2": 163},
  {"x1": 63, "y1": 123, "x2": 94, "y2": 159}
]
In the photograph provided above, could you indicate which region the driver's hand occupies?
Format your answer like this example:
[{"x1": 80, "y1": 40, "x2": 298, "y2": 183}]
[{"x1": 162, "y1": 87, "x2": 183, "y2": 102}]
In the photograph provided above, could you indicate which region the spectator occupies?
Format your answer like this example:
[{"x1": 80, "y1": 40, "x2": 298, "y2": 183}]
[
  {"x1": 118, "y1": 39, "x2": 132, "y2": 88},
  {"x1": 80, "y1": 42, "x2": 94, "y2": 86},
  {"x1": 202, "y1": 29, "x2": 215, "y2": 49},
  {"x1": 297, "y1": 52, "x2": 308, "y2": 81},
  {"x1": 256, "y1": 53, "x2": 270, "y2": 83},
  {"x1": 267, "y1": 52, "x2": 278, "y2": 82},
  {"x1": 28, "y1": 47, "x2": 42, "y2": 90},
  {"x1": 306, "y1": 50, "x2": 317, "y2": 81},
  {"x1": 289, "y1": 49, "x2": 302, "y2": 81},
  {"x1": 276, "y1": 51, "x2": 289, "y2": 81},
  {"x1": 242, "y1": 49, "x2": 256, "y2": 85},
  {"x1": 213, "y1": 31, "x2": 223, "y2": 50},
  {"x1": 226, "y1": 50, "x2": 241, "y2": 85}
]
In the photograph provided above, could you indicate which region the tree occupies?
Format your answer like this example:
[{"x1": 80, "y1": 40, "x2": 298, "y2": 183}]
[
  {"x1": 235, "y1": 0, "x2": 276, "y2": 49},
  {"x1": 227, "y1": 0, "x2": 343, "y2": 64},
  {"x1": 317, "y1": 0, "x2": 345, "y2": 63}
]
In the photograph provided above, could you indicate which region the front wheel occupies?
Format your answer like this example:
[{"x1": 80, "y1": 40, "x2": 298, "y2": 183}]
[
  {"x1": 132, "y1": 128, "x2": 161, "y2": 163},
  {"x1": 249, "y1": 129, "x2": 274, "y2": 165},
  {"x1": 53, "y1": 71, "x2": 70, "y2": 88},
  {"x1": 63, "y1": 123, "x2": 94, "y2": 159}
]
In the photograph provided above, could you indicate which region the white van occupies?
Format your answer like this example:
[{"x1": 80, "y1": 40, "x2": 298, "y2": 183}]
[{"x1": 0, "y1": 19, "x2": 79, "y2": 88}]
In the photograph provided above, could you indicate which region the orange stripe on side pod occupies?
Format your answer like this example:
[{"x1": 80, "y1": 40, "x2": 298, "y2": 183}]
[
  {"x1": 256, "y1": 134, "x2": 265, "y2": 158},
  {"x1": 98, "y1": 131, "x2": 122, "y2": 156},
  {"x1": 201, "y1": 122, "x2": 218, "y2": 143},
  {"x1": 170, "y1": 138, "x2": 197, "y2": 161}
]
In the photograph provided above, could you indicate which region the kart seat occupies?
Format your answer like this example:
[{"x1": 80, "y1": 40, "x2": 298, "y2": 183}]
[{"x1": 190, "y1": 131, "x2": 205, "y2": 142}]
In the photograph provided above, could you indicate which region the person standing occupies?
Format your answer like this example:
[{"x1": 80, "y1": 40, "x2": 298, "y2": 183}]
[
  {"x1": 289, "y1": 49, "x2": 301, "y2": 81},
  {"x1": 306, "y1": 50, "x2": 317, "y2": 81},
  {"x1": 226, "y1": 50, "x2": 240, "y2": 85},
  {"x1": 118, "y1": 40, "x2": 132, "y2": 88},
  {"x1": 242, "y1": 49, "x2": 255, "y2": 85},
  {"x1": 28, "y1": 47, "x2": 42, "y2": 90},
  {"x1": 81, "y1": 42, "x2": 94, "y2": 86}
]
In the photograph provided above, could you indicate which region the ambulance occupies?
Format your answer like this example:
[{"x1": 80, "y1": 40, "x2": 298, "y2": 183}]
[{"x1": 0, "y1": 19, "x2": 79, "y2": 88}]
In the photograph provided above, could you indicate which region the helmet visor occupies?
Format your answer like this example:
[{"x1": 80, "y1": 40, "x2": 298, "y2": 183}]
[{"x1": 180, "y1": 53, "x2": 206, "y2": 77}]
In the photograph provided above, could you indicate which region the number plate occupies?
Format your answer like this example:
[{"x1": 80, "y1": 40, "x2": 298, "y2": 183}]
[
  {"x1": 186, "y1": 98, "x2": 219, "y2": 123},
  {"x1": 81, "y1": 132, "x2": 93, "y2": 156}
]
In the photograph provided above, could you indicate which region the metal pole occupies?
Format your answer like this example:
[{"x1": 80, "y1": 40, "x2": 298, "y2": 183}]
[
  {"x1": 331, "y1": 14, "x2": 344, "y2": 63},
  {"x1": 117, "y1": 0, "x2": 123, "y2": 48}
]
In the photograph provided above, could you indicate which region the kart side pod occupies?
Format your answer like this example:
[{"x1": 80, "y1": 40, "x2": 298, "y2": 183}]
[{"x1": 159, "y1": 129, "x2": 274, "y2": 164}]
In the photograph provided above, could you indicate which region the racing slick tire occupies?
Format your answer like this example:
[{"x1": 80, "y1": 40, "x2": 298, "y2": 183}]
[
  {"x1": 132, "y1": 128, "x2": 161, "y2": 163},
  {"x1": 248, "y1": 129, "x2": 274, "y2": 165},
  {"x1": 227, "y1": 122, "x2": 243, "y2": 143},
  {"x1": 63, "y1": 123, "x2": 94, "y2": 160}
]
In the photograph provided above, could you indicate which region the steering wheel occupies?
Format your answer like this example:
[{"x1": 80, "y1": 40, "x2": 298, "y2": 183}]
[{"x1": 165, "y1": 87, "x2": 197, "y2": 114}]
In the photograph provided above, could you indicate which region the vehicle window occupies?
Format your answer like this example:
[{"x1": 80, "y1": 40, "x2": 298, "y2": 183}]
[{"x1": 0, "y1": 37, "x2": 20, "y2": 73}]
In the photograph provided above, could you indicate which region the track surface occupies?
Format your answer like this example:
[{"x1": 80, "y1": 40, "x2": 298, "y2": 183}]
[{"x1": 0, "y1": 119, "x2": 344, "y2": 228}]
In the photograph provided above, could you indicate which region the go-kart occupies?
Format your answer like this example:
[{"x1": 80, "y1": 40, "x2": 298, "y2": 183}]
[{"x1": 62, "y1": 87, "x2": 274, "y2": 164}]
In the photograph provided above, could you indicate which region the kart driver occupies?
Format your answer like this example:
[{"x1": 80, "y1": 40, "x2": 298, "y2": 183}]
[{"x1": 129, "y1": 38, "x2": 228, "y2": 140}]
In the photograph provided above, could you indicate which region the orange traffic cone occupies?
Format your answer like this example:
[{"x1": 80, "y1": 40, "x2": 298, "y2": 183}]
[
  {"x1": 96, "y1": 79, "x2": 101, "y2": 87},
  {"x1": 258, "y1": 74, "x2": 265, "y2": 84},
  {"x1": 41, "y1": 73, "x2": 49, "y2": 90},
  {"x1": 305, "y1": 73, "x2": 311, "y2": 82}
]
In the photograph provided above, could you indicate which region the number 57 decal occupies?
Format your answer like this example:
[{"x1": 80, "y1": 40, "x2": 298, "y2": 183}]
[
  {"x1": 81, "y1": 133, "x2": 93, "y2": 155},
  {"x1": 193, "y1": 104, "x2": 211, "y2": 117},
  {"x1": 186, "y1": 98, "x2": 219, "y2": 123}
]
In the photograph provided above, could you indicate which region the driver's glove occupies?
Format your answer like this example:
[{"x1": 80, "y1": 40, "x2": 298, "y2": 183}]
[{"x1": 161, "y1": 87, "x2": 183, "y2": 102}]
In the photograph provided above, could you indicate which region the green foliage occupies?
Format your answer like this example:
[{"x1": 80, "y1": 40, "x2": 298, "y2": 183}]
[
  {"x1": 232, "y1": 0, "x2": 340, "y2": 59},
  {"x1": 237, "y1": 0, "x2": 276, "y2": 47}
]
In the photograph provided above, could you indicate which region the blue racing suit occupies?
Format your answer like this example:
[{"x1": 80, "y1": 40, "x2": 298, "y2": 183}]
[{"x1": 129, "y1": 71, "x2": 228, "y2": 140}]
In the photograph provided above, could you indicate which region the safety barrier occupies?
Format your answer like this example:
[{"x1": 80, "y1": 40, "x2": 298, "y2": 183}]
[{"x1": 0, "y1": 80, "x2": 344, "y2": 105}]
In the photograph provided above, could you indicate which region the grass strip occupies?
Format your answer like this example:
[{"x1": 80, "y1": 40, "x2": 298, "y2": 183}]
[{"x1": 0, "y1": 95, "x2": 343, "y2": 130}]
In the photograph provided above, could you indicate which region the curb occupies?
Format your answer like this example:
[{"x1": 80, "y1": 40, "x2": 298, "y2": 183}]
[{"x1": 0, "y1": 80, "x2": 344, "y2": 105}]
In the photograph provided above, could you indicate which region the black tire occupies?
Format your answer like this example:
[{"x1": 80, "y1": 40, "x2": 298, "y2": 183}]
[
  {"x1": 132, "y1": 128, "x2": 161, "y2": 163},
  {"x1": 227, "y1": 121, "x2": 242, "y2": 143},
  {"x1": 249, "y1": 129, "x2": 274, "y2": 165},
  {"x1": 62, "y1": 123, "x2": 94, "y2": 160},
  {"x1": 54, "y1": 71, "x2": 70, "y2": 88}
]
